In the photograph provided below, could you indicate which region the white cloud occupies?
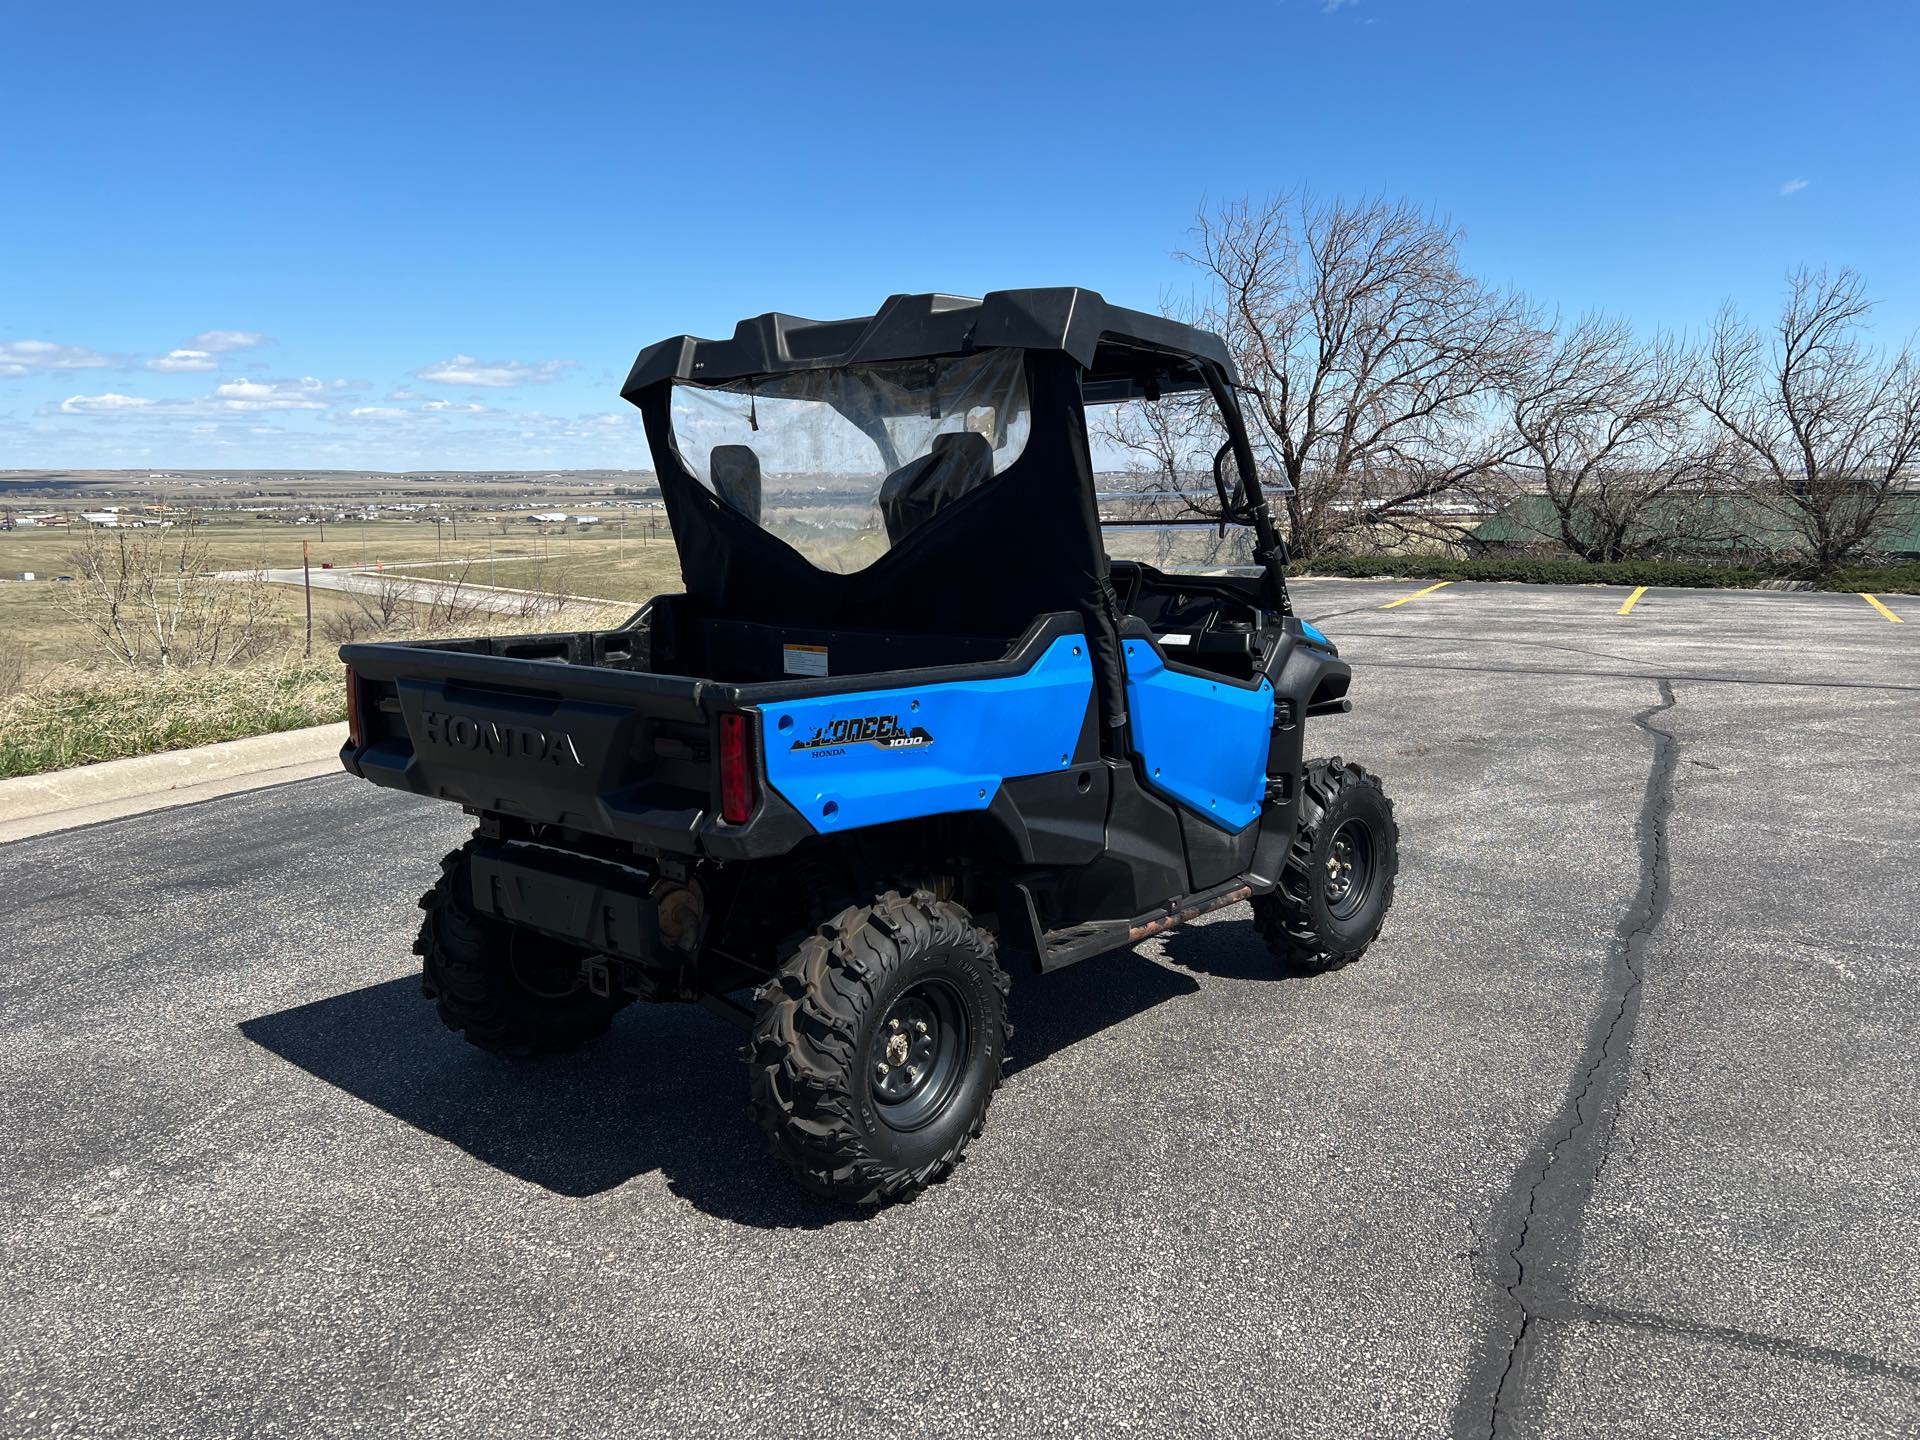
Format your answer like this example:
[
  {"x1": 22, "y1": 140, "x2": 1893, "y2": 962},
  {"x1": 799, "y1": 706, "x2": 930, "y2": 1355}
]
[
  {"x1": 55, "y1": 375, "x2": 362, "y2": 418},
  {"x1": 1779, "y1": 178, "x2": 1810, "y2": 196},
  {"x1": 147, "y1": 348, "x2": 218, "y2": 373},
  {"x1": 60, "y1": 392, "x2": 155, "y2": 414},
  {"x1": 1323, "y1": 0, "x2": 1359, "y2": 11},
  {"x1": 189, "y1": 329, "x2": 269, "y2": 352},
  {"x1": 415, "y1": 354, "x2": 575, "y2": 388},
  {"x1": 0, "y1": 340, "x2": 112, "y2": 377},
  {"x1": 214, "y1": 376, "x2": 360, "y2": 410},
  {"x1": 505, "y1": 410, "x2": 639, "y2": 442},
  {"x1": 333, "y1": 398, "x2": 503, "y2": 425}
]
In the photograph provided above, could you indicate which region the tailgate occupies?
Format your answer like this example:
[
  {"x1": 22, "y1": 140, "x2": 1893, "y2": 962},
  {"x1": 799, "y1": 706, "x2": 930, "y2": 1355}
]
[{"x1": 341, "y1": 639, "x2": 716, "y2": 850}]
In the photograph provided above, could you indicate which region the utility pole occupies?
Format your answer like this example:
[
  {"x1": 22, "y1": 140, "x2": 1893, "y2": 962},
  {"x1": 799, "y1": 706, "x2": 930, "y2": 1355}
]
[{"x1": 302, "y1": 539, "x2": 313, "y2": 659}]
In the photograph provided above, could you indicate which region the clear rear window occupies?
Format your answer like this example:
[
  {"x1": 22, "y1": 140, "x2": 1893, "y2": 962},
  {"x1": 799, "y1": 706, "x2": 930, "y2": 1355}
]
[{"x1": 670, "y1": 349, "x2": 1030, "y2": 572}]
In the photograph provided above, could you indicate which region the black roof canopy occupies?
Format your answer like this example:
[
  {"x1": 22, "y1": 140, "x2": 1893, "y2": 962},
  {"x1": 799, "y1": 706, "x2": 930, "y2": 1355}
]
[{"x1": 620, "y1": 287, "x2": 1237, "y2": 403}]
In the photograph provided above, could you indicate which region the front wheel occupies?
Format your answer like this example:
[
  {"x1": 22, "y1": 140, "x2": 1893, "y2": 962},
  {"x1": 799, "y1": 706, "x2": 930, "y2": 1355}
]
[
  {"x1": 1253, "y1": 759, "x2": 1399, "y2": 975},
  {"x1": 747, "y1": 890, "x2": 1009, "y2": 1205}
]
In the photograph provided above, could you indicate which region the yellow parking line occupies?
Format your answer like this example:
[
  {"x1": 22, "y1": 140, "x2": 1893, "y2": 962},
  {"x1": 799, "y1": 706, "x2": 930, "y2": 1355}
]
[
  {"x1": 1617, "y1": 585, "x2": 1648, "y2": 617},
  {"x1": 1860, "y1": 593, "x2": 1904, "y2": 623},
  {"x1": 1379, "y1": 580, "x2": 1453, "y2": 610}
]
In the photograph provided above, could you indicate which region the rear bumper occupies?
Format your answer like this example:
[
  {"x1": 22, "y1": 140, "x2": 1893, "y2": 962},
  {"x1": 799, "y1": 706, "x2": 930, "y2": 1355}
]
[
  {"x1": 464, "y1": 839, "x2": 664, "y2": 961},
  {"x1": 337, "y1": 642, "x2": 812, "y2": 859},
  {"x1": 338, "y1": 732, "x2": 811, "y2": 860}
]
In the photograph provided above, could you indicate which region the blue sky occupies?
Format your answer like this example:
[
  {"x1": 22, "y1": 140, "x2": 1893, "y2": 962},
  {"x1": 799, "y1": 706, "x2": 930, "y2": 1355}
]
[{"x1": 3, "y1": 0, "x2": 1916, "y2": 471}]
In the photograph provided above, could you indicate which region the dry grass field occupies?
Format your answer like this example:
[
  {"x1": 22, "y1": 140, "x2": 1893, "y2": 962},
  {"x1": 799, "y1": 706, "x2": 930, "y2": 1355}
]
[
  {"x1": 0, "y1": 517, "x2": 678, "y2": 672},
  {"x1": 0, "y1": 514, "x2": 645, "y2": 778},
  {"x1": 0, "y1": 591, "x2": 630, "y2": 778},
  {"x1": 0, "y1": 514, "x2": 672, "y2": 586}
]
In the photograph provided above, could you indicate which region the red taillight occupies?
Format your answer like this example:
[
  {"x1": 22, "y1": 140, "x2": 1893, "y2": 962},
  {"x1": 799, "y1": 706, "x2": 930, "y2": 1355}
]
[
  {"x1": 344, "y1": 666, "x2": 364, "y2": 747},
  {"x1": 718, "y1": 711, "x2": 759, "y2": 825}
]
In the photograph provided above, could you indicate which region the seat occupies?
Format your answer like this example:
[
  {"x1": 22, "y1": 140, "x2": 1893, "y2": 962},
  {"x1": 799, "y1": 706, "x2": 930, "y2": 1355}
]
[
  {"x1": 709, "y1": 445, "x2": 763, "y2": 524},
  {"x1": 878, "y1": 431, "x2": 993, "y2": 544}
]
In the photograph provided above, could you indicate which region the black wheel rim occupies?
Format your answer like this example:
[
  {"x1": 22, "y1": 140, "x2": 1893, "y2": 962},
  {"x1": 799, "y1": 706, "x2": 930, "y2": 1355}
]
[
  {"x1": 1324, "y1": 817, "x2": 1377, "y2": 921},
  {"x1": 868, "y1": 977, "x2": 970, "y2": 1133}
]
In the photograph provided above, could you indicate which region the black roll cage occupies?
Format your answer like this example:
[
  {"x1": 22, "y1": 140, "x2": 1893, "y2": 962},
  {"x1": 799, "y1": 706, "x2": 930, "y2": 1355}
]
[{"x1": 623, "y1": 287, "x2": 1293, "y2": 618}]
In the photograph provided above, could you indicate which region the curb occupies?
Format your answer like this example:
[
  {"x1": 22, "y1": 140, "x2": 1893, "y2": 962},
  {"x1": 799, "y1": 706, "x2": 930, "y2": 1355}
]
[{"x1": 0, "y1": 722, "x2": 348, "y2": 844}]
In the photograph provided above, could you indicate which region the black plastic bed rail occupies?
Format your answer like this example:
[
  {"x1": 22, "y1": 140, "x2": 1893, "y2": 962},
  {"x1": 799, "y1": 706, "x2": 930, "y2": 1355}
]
[
  {"x1": 335, "y1": 612, "x2": 1091, "y2": 862},
  {"x1": 341, "y1": 634, "x2": 724, "y2": 853}
]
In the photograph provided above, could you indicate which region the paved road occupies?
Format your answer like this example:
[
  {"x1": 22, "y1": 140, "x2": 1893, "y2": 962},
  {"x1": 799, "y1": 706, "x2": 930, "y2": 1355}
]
[
  {"x1": 217, "y1": 566, "x2": 618, "y2": 617},
  {"x1": 2, "y1": 580, "x2": 1916, "y2": 1438}
]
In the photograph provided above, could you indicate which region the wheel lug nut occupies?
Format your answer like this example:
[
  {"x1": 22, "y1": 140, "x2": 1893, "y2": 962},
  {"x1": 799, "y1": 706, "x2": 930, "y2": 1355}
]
[
  {"x1": 915, "y1": 1020, "x2": 928, "y2": 1034},
  {"x1": 906, "y1": 1066, "x2": 920, "y2": 1082},
  {"x1": 876, "y1": 1062, "x2": 889, "y2": 1077},
  {"x1": 889, "y1": 1018, "x2": 903, "y2": 1032}
]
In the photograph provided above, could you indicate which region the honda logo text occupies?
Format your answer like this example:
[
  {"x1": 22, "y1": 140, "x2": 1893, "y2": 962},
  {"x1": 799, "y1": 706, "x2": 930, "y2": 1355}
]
[{"x1": 421, "y1": 710, "x2": 585, "y2": 767}]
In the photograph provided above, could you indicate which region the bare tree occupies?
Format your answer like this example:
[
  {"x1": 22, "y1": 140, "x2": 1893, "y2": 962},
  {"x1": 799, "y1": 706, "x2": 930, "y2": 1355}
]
[
  {"x1": 369, "y1": 573, "x2": 409, "y2": 630},
  {"x1": 319, "y1": 556, "x2": 569, "y2": 646},
  {"x1": 1502, "y1": 317, "x2": 1731, "y2": 562},
  {"x1": 319, "y1": 572, "x2": 411, "y2": 646},
  {"x1": 1181, "y1": 193, "x2": 1537, "y2": 557},
  {"x1": 57, "y1": 514, "x2": 282, "y2": 668},
  {"x1": 1091, "y1": 392, "x2": 1255, "y2": 569},
  {"x1": 1696, "y1": 267, "x2": 1920, "y2": 572},
  {"x1": 418, "y1": 561, "x2": 490, "y2": 630},
  {"x1": 503, "y1": 554, "x2": 570, "y2": 622},
  {"x1": 1095, "y1": 392, "x2": 1220, "y2": 522}
]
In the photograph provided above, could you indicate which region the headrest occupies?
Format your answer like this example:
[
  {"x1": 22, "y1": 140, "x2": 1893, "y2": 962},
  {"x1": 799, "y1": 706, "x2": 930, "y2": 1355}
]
[
  {"x1": 709, "y1": 445, "x2": 762, "y2": 524},
  {"x1": 878, "y1": 431, "x2": 995, "y2": 544}
]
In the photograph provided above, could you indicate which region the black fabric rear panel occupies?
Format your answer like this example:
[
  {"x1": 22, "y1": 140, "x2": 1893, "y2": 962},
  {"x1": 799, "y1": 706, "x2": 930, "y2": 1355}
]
[{"x1": 636, "y1": 353, "x2": 1129, "y2": 728}]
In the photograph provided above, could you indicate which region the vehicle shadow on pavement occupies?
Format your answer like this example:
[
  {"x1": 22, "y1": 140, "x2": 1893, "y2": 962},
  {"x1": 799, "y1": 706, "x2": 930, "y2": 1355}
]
[
  {"x1": 1156, "y1": 917, "x2": 1294, "y2": 980},
  {"x1": 238, "y1": 948, "x2": 1195, "y2": 1227},
  {"x1": 1005, "y1": 948, "x2": 1198, "y2": 1076}
]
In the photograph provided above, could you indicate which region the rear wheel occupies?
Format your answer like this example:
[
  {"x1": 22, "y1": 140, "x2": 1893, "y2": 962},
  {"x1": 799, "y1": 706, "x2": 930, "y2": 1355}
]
[
  {"x1": 747, "y1": 890, "x2": 1009, "y2": 1205},
  {"x1": 415, "y1": 841, "x2": 629, "y2": 1056},
  {"x1": 1254, "y1": 759, "x2": 1398, "y2": 975}
]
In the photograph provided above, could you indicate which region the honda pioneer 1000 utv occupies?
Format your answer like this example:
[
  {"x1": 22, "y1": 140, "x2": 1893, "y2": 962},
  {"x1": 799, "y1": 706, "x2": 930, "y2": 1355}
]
[{"x1": 339, "y1": 289, "x2": 1397, "y2": 1203}]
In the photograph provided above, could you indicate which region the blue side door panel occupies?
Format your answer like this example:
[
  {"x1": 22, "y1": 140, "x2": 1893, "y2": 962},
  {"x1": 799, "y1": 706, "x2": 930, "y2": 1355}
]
[
  {"x1": 761, "y1": 635, "x2": 1092, "y2": 832},
  {"x1": 1123, "y1": 639, "x2": 1273, "y2": 831}
]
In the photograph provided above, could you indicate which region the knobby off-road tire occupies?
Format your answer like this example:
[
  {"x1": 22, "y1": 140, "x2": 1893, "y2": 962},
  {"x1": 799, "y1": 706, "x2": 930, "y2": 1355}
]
[
  {"x1": 748, "y1": 890, "x2": 1010, "y2": 1205},
  {"x1": 1253, "y1": 758, "x2": 1399, "y2": 976},
  {"x1": 415, "y1": 841, "x2": 629, "y2": 1057}
]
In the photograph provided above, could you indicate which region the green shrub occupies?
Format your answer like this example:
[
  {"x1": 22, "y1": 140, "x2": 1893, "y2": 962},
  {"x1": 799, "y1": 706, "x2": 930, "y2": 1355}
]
[{"x1": 1825, "y1": 564, "x2": 1920, "y2": 595}]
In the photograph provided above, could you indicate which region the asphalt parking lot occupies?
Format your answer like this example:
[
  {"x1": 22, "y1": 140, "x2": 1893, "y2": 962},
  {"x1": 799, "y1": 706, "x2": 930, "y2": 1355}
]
[{"x1": 2, "y1": 579, "x2": 1916, "y2": 1439}]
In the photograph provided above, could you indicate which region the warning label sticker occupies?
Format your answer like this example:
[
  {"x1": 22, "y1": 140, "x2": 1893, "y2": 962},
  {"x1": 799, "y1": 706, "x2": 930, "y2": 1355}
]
[{"x1": 782, "y1": 644, "x2": 829, "y2": 677}]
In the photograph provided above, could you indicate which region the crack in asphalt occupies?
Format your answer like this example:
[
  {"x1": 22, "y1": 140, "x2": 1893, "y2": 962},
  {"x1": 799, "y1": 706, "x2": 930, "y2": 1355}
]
[{"x1": 1453, "y1": 678, "x2": 1680, "y2": 1440}]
